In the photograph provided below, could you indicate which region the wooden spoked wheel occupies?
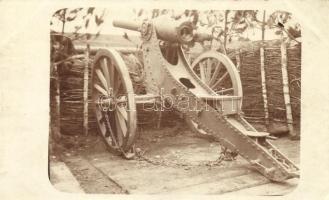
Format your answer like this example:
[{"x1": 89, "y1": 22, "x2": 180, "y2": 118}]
[
  {"x1": 187, "y1": 50, "x2": 243, "y2": 139},
  {"x1": 192, "y1": 50, "x2": 242, "y2": 96},
  {"x1": 91, "y1": 49, "x2": 137, "y2": 159}
]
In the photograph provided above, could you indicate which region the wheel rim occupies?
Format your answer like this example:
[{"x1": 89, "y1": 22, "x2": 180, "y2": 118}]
[
  {"x1": 92, "y1": 49, "x2": 137, "y2": 155},
  {"x1": 188, "y1": 50, "x2": 242, "y2": 137}
]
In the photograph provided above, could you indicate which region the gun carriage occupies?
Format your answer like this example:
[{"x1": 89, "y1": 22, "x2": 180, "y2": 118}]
[{"x1": 57, "y1": 16, "x2": 299, "y2": 182}]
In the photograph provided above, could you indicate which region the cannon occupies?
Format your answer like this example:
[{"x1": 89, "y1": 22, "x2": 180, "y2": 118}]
[{"x1": 90, "y1": 16, "x2": 299, "y2": 182}]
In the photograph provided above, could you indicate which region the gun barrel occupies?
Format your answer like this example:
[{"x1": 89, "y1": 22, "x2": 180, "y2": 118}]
[
  {"x1": 194, "y1": 32, "x2": 213, "y2": 42},
  {"x1": 113, "y1": 19, "x2": 142, "y2": 32},
  {"x1": 113, "y1": 17, "x2": 194, "y2": 44}
]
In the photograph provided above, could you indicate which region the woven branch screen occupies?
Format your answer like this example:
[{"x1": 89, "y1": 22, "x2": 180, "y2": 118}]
[
  {"x1": 50, "y1": 42, "x2": 301, "y2": 135},
  {"x1": 239, "y1": 49, "x2": 265, "y2": 122},
  {"x1": 235, "y1": 42, "x2": 301, "y2": 126}
]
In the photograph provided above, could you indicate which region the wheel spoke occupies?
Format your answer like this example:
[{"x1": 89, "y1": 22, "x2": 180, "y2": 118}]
[
  {"x1": 115, "y1": 96, "x2": 128, "y2": 138},
  {"x1": 94, "y1": 84, "x2": 108, "y2": 96},
  {"x1": 206, "y1": 58, "x2": 212, "y2": 84},
  {"x1": 212, "y1": 71, "x2": 229, "y2": 88},
  {"x1": 96, "y1": 69, "x2": 109, "y2": 92},
  {"x1": 93, "y1": 50, "x2": 137, "y2": 153},
  {"x1": 216, "y1": 87, "x2": 233, "y2": 94},
  {"x1": 114, "y1": 116, "x2": 124, "y2": 145},
  {"x1": 209, "y1": 61, "x2": 222, "y2": 86},
  {"x1": 115, "y1": 111, "x2": 127, "y2": 137},
  {"x1": 100, "y1": 58, "x2": 111, "y2": 87},
  {"x1": 199, "y1": 62, "x2": 206, "y2": 82},
  {"x1": 116, "y1": 104, "x2": 128, "y2": 121},
  {"x1": 97, "y1": 111, "x2": 115, "y2": 144},
  {"x1": 116, "y1": 80, "x2": 122, "y2": 96},
  {"x1": 109, "y1": 60, "x2": 115, "y2": 88},
  {"x1": 113, "y1": 72, "x2": 122, "y2": 96},
  {"x1": 106, "y1": 112, "x2": 117, "y2": 146}
]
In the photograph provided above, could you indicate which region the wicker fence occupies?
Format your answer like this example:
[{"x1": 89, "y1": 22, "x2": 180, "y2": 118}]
[
  {"x1": 50, "y1": 41, "x2": 301, "y2": 136},
  {"x1": 230, "y1": 42, "x2": 301, "y2": 127}
]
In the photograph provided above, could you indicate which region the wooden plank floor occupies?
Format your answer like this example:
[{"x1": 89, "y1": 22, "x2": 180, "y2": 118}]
[{"x1": 60, "y1": 129, "x2": 300, "y2": 195}]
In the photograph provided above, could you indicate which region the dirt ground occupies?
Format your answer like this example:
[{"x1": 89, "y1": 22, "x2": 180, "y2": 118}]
[{"x1": 49, "y1": 122, "x2": 300, "y2": 195}]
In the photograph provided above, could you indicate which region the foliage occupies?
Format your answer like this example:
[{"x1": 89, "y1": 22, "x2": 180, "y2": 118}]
[
  {"x1": 51, "y1": 8, "x2": 301, "y2": 49},
  {"x1": 266, "y1": 11, "x2": 301, "y2": 39},
  {"x1": 50, "y1": 7, "x2": 107, "y2": 40},
  {"x1": 130, "y1": 9, "x2": 300, "y2": 52}
]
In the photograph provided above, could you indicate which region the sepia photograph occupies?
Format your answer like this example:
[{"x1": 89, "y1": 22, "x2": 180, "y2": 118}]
[
  {"x1": 4, "y1": 0, "x2": 329, "y2": 199},
  {"x1": 49, "y1": 7, "x2": 301, "y2": 195}
]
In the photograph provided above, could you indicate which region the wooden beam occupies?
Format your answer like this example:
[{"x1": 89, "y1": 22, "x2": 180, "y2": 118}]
[
  {"x1": 260, "y1": 10, "x2": 269, "y2": 126},
  {"x1": 75, "y1": 46, "x2": 141, "y2": 55},
  {"x1": 280, "y1": 40, "x2": 294, "y2": 136},
  {"x1": 260, "y1": 47, "x2": 269, "y2": 126},
  {"x1": 83, "y1": 44, "x2": 90, "y2": 136},
  {"x1": 54, "y1": 63, "x2": 61, "y2": 139}
]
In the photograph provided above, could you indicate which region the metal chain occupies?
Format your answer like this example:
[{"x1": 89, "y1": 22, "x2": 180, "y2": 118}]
[
  {"x1": 133, "y1": 145, "x2": 238, "y2": 168},
  {"x1": 103, "y1": 113, "x2": 135, "y2": 159}
]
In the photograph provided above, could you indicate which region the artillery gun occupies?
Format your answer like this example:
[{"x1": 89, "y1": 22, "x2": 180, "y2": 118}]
[{"x1": 90, "y1": 16, "x2": 299, "y2": 182}]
